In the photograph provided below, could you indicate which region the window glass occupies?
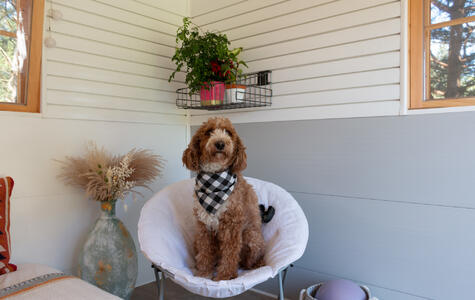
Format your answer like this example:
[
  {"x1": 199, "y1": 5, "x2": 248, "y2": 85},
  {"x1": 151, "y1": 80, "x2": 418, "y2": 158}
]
[
  {"x1": 0, "y1": 35, "x2": 17, "y2": 103},
  {"x1": 0, "y1": 1, "x2": 17, "y2": 32},
  {"x1": 431, "y1": 0, "x2": 475, "y2": 24},
  {"x1": 0, "y1": 0, "x2": 32, "y2": 105},
  {"x1": 429, "y1": 22, "x2": 475, "y2": 99}
]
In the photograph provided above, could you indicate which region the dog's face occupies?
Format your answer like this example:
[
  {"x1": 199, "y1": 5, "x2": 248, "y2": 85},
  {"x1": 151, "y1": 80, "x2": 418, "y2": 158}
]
[{"x1": 183, "y1": 117, "x2": 247, "y2": 173}]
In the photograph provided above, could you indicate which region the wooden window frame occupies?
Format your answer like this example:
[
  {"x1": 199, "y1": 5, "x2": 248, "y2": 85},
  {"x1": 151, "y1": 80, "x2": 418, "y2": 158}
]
[
  {"x1": 409, "y1": 0, "x2": 475, "y2": 109},
  {"x1": 0, "y1": 0, "x2": 45, "y2": 113}
]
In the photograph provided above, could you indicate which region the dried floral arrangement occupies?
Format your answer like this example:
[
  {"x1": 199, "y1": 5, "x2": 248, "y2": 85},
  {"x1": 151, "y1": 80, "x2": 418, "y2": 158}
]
[{"x1": 57, "y1": 142, "x2": 163, "y2": 204}]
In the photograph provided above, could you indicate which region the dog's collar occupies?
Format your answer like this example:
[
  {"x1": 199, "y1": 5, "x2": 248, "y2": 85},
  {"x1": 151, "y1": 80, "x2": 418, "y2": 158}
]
[{"x1": 195, "y1": 170, "x2": 237, "y2": 215}]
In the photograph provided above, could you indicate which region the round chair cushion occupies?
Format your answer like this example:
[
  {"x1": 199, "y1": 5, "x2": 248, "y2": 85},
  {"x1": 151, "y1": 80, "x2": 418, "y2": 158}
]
[{"x1": 138, "y1": 177, "x2": 308, "y2": 298}]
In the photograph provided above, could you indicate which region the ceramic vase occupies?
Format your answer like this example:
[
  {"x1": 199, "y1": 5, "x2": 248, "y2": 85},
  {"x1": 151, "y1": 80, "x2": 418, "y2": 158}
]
[{"x1": 79, "y1": 200, "x2": 138, "y2": 299}]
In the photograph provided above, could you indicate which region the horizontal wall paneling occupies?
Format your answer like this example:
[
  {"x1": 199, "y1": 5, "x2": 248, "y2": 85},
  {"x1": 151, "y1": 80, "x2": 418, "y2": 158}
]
[
  {"x1": 192, "y1": 0, "x2": 288, "y2": 26},
  {"x1": 133, "y1": 0, "x2": 188, "y2": 17},
  {"x1": 189, "y1": 0, "x2": 402, "y2": 123},
  {"x1": 243, "y1": 18, "x2": 400, "y2": 64},
  {"x1": 47, "y1": 90, "x2": 177, "y2": 114},
  {"x1": 46, "y1": 61, "x2": 182, "y2": 92},
  {"x1": 45, "y1": 48, "x2": 185, "y2": 82},
  {"x1": 190, "y1": 0, "x2": 247, "y2": 18},
  {"x1": 46, "y1": 76, "x2": 175, "y2": 103},
  {"x1": 45, "y1": 0, "x2": 185, "y2": 123},
  {"x1": 50, "y1": 0, "x2": 179, "y2": 36},
  {"x1": 94, "y1": 0, "x2": 183, "y2": 26},
  {"x1": 223, "y1": 0, "x2": 398, "y2": 42},
  {"x1": 49, "y1": 2, "x2": 177, "y2": 48}
]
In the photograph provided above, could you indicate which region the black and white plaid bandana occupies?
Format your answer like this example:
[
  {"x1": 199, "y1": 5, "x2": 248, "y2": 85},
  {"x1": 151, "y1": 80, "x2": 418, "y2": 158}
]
[{"x1": 195, "y1": 171, "x2": 237, "y2": 215}]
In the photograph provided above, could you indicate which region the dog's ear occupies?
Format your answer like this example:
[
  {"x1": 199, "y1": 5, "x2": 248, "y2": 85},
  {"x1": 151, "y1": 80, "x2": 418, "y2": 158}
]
[
  {"x1": 230, "y1": 135, "x2": 247, "y2": 174},
  {"x1": 182, "y1": 133, "x2": 201, "y2": 172},
  {"x1": 182, "y1": 147, "x2": 199, "y2": 171}
]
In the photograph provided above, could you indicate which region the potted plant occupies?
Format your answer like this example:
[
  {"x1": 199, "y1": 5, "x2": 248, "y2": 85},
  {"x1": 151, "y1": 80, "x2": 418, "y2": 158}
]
[{"x1": 169, "y1": 18, "x2": 247, "y2": 106}]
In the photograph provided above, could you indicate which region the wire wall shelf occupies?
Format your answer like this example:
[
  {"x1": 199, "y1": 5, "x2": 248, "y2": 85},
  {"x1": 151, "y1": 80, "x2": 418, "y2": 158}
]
[{"x1": 176, "y1": 70, "x2": 272, "y2": 111}]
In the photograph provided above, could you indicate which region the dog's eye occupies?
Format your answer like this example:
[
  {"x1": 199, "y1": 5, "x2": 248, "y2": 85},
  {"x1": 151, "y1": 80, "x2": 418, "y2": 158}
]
[
  {"x1": 205, "y1": 129, "x2": 213, "y2": 136},
  {"x1": 225, "y1": 129, "x2": 232, "y2": 137}
]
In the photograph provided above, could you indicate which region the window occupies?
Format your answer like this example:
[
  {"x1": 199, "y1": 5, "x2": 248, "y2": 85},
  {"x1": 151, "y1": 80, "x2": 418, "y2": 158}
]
[
  {"x1": 410, "y1": 0, "x2": 475, "y2": 109},
  {"x1": 0, "y1": 0, "x2": 44, "y2": 113}
]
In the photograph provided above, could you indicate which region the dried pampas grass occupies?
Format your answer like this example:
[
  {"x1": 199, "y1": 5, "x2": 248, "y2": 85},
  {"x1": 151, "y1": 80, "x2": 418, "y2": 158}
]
[{"x1": 57, "y1": 142, "x2": 163, "y2": 202}]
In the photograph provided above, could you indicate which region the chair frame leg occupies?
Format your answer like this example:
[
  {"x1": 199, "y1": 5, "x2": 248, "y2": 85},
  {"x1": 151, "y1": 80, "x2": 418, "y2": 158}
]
[
  {"x1": 152, "y1": 264, "x2": 165, "y2": 300},
  {"x1": 277, "y1": 264, "x2": 292, "y2": 300}
]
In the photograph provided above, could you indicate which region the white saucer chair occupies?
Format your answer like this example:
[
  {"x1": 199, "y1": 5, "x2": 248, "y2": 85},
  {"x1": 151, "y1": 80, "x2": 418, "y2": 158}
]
[{"x1": 138, "y1": 177, "x2": 309, "y2": 299}]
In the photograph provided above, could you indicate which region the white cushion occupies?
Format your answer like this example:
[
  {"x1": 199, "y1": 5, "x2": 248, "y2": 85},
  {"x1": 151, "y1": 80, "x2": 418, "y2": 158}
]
[
  {"x1": 0, "y1": 264, "x2": 120, "y2": 299},
  {"x1": 138, "y1": 177, "x2": 309, "y2": 298}
]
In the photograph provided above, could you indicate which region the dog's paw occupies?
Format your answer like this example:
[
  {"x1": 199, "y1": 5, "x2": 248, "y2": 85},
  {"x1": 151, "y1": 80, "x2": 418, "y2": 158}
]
[
  {"x1": 253, "y1": 256, "x2": 266, "y2": 268},
  {"x1": 195, "y1": 269, "x2": 213, "y2": 279},
  {"x1": 213, "y1": 272, "x2": 237, "y2": 281}
]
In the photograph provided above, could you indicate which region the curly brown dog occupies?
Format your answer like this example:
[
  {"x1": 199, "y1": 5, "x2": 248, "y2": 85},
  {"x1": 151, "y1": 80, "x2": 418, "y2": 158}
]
[{"x1": 182, "y1": 117, "x2": 265, "y2": 281}]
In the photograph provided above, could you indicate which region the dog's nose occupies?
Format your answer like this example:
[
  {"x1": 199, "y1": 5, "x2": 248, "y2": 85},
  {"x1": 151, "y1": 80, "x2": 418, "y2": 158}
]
[{"x1": 215, "y1": 141, "x2": 225, "y2": 151}]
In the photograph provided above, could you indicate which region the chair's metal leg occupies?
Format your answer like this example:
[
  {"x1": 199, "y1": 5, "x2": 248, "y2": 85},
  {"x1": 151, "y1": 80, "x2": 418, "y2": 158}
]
[
  {"x1": 278, "y1": 271, "x2": 284, "y2": 300},
  {"x1": 277, "y1": 265, "x2": 291, "y2": 300},
  {"x1": 152, "y1": 265, "x2": 165, "y2": 300}
]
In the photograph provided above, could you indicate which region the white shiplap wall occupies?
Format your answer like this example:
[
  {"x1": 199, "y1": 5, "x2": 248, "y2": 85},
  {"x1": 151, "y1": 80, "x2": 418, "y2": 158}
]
[
  {"x1": 189, "y1": 0, "x2": 402, "y2": 125},
  {"x1": 44, "y1": 0, "x2": 187, "y2": 124}
]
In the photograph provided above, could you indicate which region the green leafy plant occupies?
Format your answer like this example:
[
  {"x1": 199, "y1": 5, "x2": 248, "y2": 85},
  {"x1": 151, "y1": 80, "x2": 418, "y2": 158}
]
[{"x1": 168, "y1": 18, "x2": 247, "y2": 94}]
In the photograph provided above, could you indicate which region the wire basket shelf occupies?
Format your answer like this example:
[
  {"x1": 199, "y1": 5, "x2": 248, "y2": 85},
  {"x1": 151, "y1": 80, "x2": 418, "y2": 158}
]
[{"x1": 176, "y1": 70, "x2": 272, "y2": 111}]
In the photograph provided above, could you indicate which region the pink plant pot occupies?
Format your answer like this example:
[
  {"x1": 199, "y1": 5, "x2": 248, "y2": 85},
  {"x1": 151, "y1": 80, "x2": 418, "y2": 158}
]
[{"x1": 200, "y1": 81, "x2": 225, "y2": 106}]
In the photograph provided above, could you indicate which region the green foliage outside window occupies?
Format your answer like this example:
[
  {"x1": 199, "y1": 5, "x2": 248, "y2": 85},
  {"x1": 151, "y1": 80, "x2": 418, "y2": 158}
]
[
  {"x1": 0, "y1": 0, "x2": 18, "y2": 103},
  {"x1": 429, "y1": 0, "x2": 475, "y2": 99}
]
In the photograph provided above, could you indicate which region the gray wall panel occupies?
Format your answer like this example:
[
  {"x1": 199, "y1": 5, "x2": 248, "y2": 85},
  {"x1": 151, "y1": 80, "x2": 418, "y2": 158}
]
[
  {"x1": 257, "y1": 266, "x2": 429, "y2": 300},
  {"x1": 235, "y1": 112, "x2": 475, "y2": 209},
  {"x1": 279, "y1": 192, "x2": 474, "y2": 300}
]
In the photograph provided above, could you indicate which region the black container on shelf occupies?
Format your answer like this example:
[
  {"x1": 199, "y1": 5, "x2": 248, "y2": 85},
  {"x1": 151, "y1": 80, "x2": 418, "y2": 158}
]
[{"x1": 257, "y1": 70, "x2": 271, "y2": 86}]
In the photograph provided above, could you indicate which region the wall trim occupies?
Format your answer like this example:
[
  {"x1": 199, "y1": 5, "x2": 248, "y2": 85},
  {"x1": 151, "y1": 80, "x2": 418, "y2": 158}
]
[
  {"x1": 190, "y1": 101, "x2": 400, "y2": 125},
  {"x1": 408, "y1": 105, "x2": 475, "y2": 115},
  {"x1": 399, "y1": 0, "x2": 409, "y2": 115}
]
